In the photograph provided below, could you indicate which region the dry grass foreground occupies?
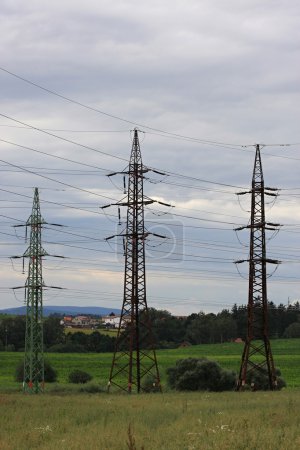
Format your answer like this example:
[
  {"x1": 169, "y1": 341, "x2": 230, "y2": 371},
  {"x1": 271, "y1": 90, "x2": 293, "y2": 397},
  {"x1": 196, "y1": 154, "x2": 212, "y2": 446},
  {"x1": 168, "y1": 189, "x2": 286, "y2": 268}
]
[{"x1": 1, "y1": 390, "x2": 300, "y2": 450}]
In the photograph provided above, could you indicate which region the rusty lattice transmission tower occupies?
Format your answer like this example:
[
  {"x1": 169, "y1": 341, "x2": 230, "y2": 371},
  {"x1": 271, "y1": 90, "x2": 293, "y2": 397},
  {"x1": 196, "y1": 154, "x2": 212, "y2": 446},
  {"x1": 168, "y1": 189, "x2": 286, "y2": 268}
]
[
  {"x1": 104, "y1": 129, "x2": 168, "y2": 393},
  {"x1": 13, "y1": 188, "x2": 63, "y2": 393},
  {"x1": 235, "y1": 144, "x2": 280, "y2": 390}
]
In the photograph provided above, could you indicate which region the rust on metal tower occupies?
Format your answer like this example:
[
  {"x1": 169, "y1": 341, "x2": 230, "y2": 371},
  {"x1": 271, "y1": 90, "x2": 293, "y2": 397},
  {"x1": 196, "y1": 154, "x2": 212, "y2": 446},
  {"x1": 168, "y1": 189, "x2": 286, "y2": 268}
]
[
  {"x1": 107, "y1": 129, "x2": 162, "y2": 393},
  {"x1": 235, "y1": 144, "x2": 280, "y2": 390}
]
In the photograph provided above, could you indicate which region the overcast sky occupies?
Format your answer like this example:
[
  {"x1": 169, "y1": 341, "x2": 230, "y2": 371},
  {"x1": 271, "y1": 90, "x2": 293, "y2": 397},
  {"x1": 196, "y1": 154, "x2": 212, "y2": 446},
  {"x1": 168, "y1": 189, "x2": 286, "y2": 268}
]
[{"x1": 0, "y1": 0, "x2": 299, "y2": 315}]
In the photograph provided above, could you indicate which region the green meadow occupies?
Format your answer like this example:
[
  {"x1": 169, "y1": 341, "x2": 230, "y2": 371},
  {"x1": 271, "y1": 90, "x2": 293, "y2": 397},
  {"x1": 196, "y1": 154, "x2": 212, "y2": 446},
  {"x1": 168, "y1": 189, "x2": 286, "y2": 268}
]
[
  {"x1": 64, "y1": 327, "x2": 118, "y2": 337},
  {"x1": 0, "y1": 339, "x2": 299, "y2": 390},
  {"x1": 0, "y1": 340, "x2": 299, "y2": 449}
]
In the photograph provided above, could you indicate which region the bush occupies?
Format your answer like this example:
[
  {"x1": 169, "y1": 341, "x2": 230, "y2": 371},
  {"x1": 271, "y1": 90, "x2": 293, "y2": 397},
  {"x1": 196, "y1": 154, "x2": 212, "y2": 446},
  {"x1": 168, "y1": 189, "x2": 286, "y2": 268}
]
[
  {"x1": 68, "y1": 369, "x2": 93, "y2": 384},
  {"x1": 167, "y1": 358, "x2": 236, "y2": 391},
  {"x1": 245, "y1": 366, "x2": 286, "y2": 390},
  {"x1": 283, "y1": 322, "x2": 300, "y2": 338},
  {"x1": 167, "y1": 358, "x2": 205, "y2": 389},
  {"x1": 15, "y1": 359, "x2": 57, "y2": 382},
  {"x1": 141, "y1": 375, "x2": 161, "y2": 393}
]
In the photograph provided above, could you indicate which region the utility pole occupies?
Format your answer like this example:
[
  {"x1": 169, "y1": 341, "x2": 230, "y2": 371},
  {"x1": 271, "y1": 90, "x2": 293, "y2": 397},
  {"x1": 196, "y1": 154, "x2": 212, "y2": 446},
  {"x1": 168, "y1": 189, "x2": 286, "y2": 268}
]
[
  {"x1": 12, "y1": 188, "x2": 63, "y2": 393},
  {"x1": 23, "y1": 188, "x2": 47, "y2": 393},
  {"x1": 104, "y1": 129, "x2": 169, "y2": 393},
  {"x1": 235, "y1": 144, "x2": 280, "y2": 390}
]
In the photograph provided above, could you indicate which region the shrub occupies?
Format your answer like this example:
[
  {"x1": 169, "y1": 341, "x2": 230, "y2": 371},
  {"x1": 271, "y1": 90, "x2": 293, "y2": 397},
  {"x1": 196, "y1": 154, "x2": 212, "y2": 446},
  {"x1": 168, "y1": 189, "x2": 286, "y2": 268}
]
[
  {"x1": 141, "y1": 375, "x2": 161, "y2": 393},
  {"x1": 167, "y1": 358, "x2": 236, "y2": 391},
  {"x1": 68, "y1": 369, "x2": 93, "y2": 384},
  {"x1": 246, "y1": 366, "x2": 286, "y2": 390},
  {"x1": 167, "y1": 358, "x2": 205, "y2": 389},
  {"x1": 15, "y1": 359, "x2": 57, "y2": 382},
  {"x1": 283, "y1": 322, "x2": 300, "y2": 338}
]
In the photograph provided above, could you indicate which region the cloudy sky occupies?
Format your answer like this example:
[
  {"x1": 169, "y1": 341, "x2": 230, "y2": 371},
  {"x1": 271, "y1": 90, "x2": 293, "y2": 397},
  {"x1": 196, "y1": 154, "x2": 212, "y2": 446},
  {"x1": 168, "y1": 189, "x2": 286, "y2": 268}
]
[{"x1": 0, "y1": 0, "x2": 299, "y2": 314}]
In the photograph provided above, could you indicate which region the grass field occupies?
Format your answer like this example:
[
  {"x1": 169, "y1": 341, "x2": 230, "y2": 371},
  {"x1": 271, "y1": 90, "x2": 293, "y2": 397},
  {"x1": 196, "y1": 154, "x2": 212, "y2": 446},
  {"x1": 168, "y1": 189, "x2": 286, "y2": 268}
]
[
  {"x1": 65, "y1": 327, "x2": 118, "y2": 336},
  {"x1": 0, "y1": 339, "x2": 299, "y2": 390},
  {"x1": 0, "y1": 390, "x2": 300, "y2": 449},
  {"x1": 0, "y1": 340, "x2": 299, "y2": 449}
]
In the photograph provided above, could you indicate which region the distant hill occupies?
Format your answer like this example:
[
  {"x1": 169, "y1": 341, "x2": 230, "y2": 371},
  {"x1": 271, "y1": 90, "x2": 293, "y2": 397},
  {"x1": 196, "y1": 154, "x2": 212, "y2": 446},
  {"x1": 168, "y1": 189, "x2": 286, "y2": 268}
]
[{"x1": 0, "y1": 305, "x2": 121, "y2": 317}]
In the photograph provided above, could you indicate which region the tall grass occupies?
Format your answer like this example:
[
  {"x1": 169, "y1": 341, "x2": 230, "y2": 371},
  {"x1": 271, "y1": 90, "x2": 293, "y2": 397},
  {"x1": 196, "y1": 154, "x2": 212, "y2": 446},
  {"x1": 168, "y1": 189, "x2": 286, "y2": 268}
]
[{"x1": 0, "y1": 391, "x2": 300, "y2": 449}]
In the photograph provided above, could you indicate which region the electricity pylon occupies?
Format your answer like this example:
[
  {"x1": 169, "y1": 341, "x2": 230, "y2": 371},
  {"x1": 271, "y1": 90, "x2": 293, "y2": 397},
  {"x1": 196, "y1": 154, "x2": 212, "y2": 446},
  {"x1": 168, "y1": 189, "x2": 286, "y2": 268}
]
[
  {"x1": 22, "y1": 188, "x2": 47, "y2": 393},
  {"x1": 104, "y1": 129, "x2": 168, "y2": 393},
  {"x1": 235, "y1": 144, "x2": 280, "y2": 390},
  {"x1": 12, "y1": 188, "x2": 63, "y2": 393}
]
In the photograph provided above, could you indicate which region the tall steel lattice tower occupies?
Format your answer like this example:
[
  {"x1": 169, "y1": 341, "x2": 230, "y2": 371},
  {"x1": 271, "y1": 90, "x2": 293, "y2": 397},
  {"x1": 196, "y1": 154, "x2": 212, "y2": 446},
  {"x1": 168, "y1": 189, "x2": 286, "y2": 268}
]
[
  {"x1": 23, "y1": 187, "x2": 48, "y2": 393},
  {"x1": 235, "y1": 145, "x2": 280, "y2": 390},
  {"x1": 107, "y1": 129, "x2": 162, "y2": 393}
]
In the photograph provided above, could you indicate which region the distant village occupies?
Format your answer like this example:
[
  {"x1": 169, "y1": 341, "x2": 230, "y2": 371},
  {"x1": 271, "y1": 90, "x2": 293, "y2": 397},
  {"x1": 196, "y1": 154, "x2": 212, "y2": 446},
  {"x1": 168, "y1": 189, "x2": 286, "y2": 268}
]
[
  {"x1": 61, "y1": 312, "x2": 129, "y2": 329},
  {"x1": 61, "y1": 312, "x2": 189, "y2": 331}
]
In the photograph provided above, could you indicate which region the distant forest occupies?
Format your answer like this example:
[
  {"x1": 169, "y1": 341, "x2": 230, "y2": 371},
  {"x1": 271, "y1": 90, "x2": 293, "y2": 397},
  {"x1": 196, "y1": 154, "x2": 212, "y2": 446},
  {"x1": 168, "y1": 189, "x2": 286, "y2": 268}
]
[{"x1": 0, "y1": 302, "x2": 299, "y2": 353}]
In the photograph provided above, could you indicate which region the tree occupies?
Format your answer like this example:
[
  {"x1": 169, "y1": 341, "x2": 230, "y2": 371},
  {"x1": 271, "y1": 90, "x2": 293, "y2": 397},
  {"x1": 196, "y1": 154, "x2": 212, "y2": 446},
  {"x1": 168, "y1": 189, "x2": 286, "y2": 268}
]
[
  {"x1": 67, "y1": 331, "x2": 89, "y2": 347},
  {"x1": 185, "y1": 313, "x2": 215, "y2": 344},
  {"x1": 283, "y1": 322, "x2": 300, "y2": 338},
  {"x1": 43, "y1": 316, "x2": 65, "y2": 348},
  {"x1": 87, "y1": 331, "x2": 103, "y2": 352},
  {"x1": 231, "y1": 304, "x2": 247, "y2": 338},
  {"x1": 282, "y1": 305, "x2": 300, "y2": 332},
  {"x1": 87, "y1": 332, "x2": 115, "y2": 352},
  {"x1": 271, "y1": 303, "x2": 287, "y2": 337},
  {"x1": 214, "y1": 311, "x2": 237, "y2": 342},
  {"x1": 0, "y1": 316, "x2": 26, "y2": 351},
  {"x1": 167, "y1": 358, "x2": 236, "y2": 391},
  {"x1": 139, "y1": 308, "x2": 186, "y2": 348},
  {"x1": 47, "y1": 343, "x2": 87, "y2": 353}
]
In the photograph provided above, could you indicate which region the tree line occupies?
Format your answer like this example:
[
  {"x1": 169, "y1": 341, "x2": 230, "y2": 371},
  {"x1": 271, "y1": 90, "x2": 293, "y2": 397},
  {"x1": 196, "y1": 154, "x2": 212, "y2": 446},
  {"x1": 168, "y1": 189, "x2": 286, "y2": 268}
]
[
  {"x1": 145, "y1": 302, "x2": 300, "y2": 347},
  {"x1": 0, "y1": 302, "x2": 299, "y2": 352}
]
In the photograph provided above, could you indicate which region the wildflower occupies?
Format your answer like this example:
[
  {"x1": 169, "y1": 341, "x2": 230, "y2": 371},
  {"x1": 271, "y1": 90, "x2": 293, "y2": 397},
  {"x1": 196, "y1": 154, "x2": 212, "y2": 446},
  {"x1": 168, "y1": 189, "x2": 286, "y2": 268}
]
[{"x1": 35, "y1": 425, "x2": 53, "y2": 433}]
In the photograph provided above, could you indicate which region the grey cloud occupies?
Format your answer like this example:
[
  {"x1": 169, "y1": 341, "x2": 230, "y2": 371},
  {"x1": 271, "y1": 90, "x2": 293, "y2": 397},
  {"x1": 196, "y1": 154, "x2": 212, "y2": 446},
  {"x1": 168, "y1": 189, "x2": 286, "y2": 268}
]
[{"x1": 0, "y1": 1, "x2": 299, "y2": 312}]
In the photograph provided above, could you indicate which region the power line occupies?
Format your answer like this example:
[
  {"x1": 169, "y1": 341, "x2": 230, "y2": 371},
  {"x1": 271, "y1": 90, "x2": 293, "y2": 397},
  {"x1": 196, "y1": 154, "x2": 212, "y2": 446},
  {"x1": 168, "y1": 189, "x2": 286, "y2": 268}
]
[
  {"x1": 0, "y1": 138, "x2": 112, "y2": 172},
  {"x1": 1, "y1": 68, "x2": 299, "y2": 169},
  {"x1": 0, "y1": 66, "x2": 248, "y2": 148},
  {"x1": 0, "y1": 112, "x2": 128, "y2": 163},
  {"x1": 147, "y1": 207, "x2": 243, "y2": 227},
  {"x1": 0, "y1": 159, "x2": 118, "y2": 202},
  {"x1": 3, "y1": 132, "x2": 300, "y2": 199},
  {"x1": 0, "y1": 124, "x2": 130, "y2": 133},
  {"x1": 151, "y1": 171, "x2": 246, "y2": 190}
]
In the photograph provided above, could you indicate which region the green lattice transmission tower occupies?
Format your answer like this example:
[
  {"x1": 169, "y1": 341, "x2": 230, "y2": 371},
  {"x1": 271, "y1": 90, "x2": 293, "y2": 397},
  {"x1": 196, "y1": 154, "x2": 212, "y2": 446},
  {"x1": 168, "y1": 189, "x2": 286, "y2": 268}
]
[{"x1": 23, "y1": 187, "x2": 48, "y2": 393}]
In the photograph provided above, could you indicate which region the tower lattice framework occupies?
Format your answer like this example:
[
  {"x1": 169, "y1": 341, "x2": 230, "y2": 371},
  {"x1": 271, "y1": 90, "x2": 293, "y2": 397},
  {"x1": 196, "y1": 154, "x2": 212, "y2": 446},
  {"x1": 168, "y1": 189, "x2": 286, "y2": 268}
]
[
  {"x1": 23, "y1": 188, "x2": 48, "y2": 393},
  {"x1": 236, "y1": 144, "x2": 279, "y2": 390},
  {"x1": 108, "y1": 129, "x2": 161, "y2": 393}
]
